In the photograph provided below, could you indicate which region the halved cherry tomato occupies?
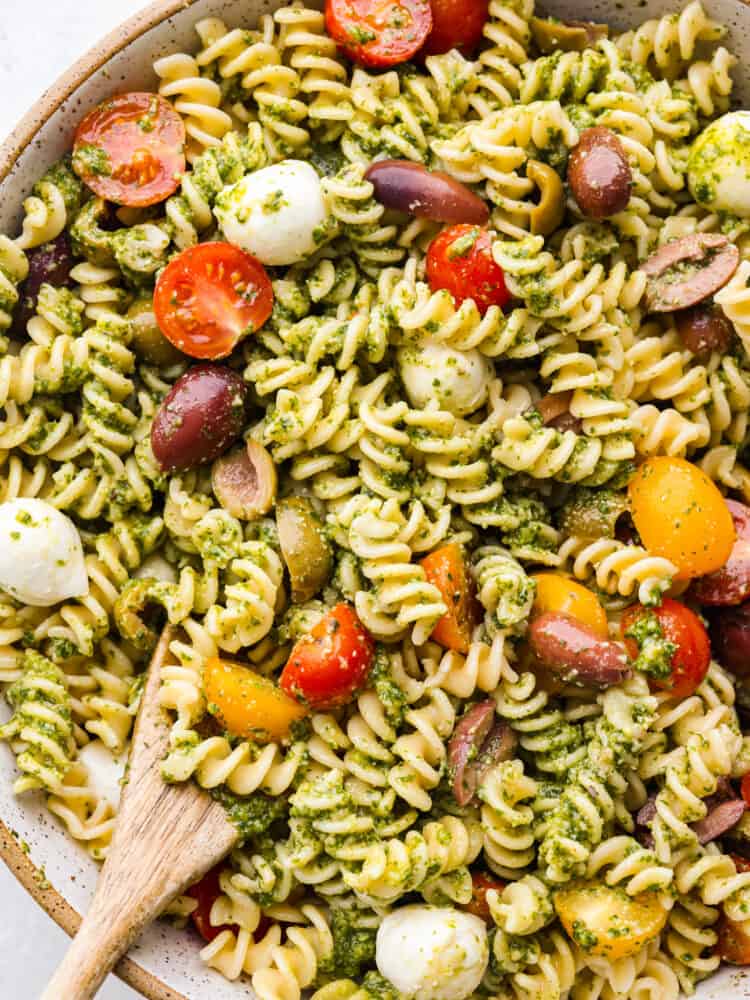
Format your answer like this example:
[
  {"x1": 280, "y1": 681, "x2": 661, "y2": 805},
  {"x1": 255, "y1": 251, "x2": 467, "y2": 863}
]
[
  {"x1": 621, "y1": 598, "x2": 710, "y2": 699},
  {"x1": 204, "y1": 657, "x2": 307, "y2": 743},
  {"x1": 280, "y1": 604, "x2": 375, "y2": 709},
  {"x1": 153, "y1": 243, "x2": 273, "y2": 359},
  {"x1": 741, "y1": 776, "x2": 750, "y2": 809},
  {"x1": 692, "y1": 500, "x2": 750, "y2": 606},
  {"x1": 422, "y1": 0, "x2": 489, "y2": 55},
  {"x1": 463, "y1": 872, "x2": 505, "y2": 923},
  {"x1": 420, "y1": 543, "x2": 482, "y2": 654},
  {"x1": 426, "y1": 225, "x2": 511, "y2": 314},
  {"x1": 531, "y1": 573, "x2": 608, "y2": 639},
  {"x1": 628, "y1": 457, "x2": 735, "y2": 580},
  {"x1": 73, "y1": 93, "x2": 185, "y2": 207},
  {"x1": 325, "y1": 0, "x2": 432, "y2": 67},
  {"x1": 717, "y1": 914, "x2": 750, "y2": 965},
  {"x1": 555, "y1": 880, "x2": 668, "y2": 960},
  {"x1": 186, "y1": 866, "x2": 237, "y2": 943}
]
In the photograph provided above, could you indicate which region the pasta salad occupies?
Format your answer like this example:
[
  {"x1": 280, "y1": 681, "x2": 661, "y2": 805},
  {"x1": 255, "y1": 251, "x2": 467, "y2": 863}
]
[{"x1": 2, "y1": 0, "x2": 750, "y2": 998}]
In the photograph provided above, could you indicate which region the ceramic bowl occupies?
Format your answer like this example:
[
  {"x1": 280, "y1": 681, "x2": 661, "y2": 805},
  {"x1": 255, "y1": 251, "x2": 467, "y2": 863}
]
[{"x1": 3, "y1": 0, "x2": 750, "y2": 996}]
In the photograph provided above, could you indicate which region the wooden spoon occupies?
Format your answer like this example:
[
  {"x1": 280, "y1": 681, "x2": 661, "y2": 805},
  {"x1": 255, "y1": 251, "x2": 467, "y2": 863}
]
[{"x1": 41, "y1": 627, "x2": 238, "y2": 1000}]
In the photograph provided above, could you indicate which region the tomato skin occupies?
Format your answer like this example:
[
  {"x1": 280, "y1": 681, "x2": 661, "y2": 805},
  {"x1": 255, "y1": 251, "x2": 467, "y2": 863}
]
[
  {"x1": 463, "y1": 872, "x2": 505, "y2": 923},
  {"x1": 204, "y1": 658, "x2": 307, "y2": 743},
  {"x1": 280, "y1": 604, "x2": 375, "y2": 709},
  {"x1": 426, "y1": 225, "x2": 511, "y2": 314},
  {"x1": 628, "y1": 457, "x2": 735, "y2": 580},
  {"x1": 621, "y1": 598, "x2": 710, "y2": 699},
  {"x1": 717, "y1": 914, "x2": 750, "y2": 964},
  {"x1": 153, "y1": 242, "x2": 273, "y2": 359},
  {"x1": 325, "y1": 0, "x2": 432, "y2": 67},
  {"x1": 531, "y1": 573, "x2": 608, "y2": 639},
  {"x1": 420, "y1": 543, "x2": 481, "y2": 653},
  {"x1": 187, "y1": 867, "x2": 237, "y2": 943},
  {"x1": 73, "y1": 93, "x2": 185, "y2": 207},
  {"x1": 422, "y1": 0, "x2": 488, "y2": 54}
]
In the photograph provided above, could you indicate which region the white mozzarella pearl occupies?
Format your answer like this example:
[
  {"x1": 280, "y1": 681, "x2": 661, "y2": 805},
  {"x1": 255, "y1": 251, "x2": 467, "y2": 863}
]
[
  {"x1": 77, "y1": 741, "x2": 125, "y2": 810},
  {"x1": 215, "y1": 160, "x2": 328, "y2": 266},
  {"x1": 376, "y1": 905, "x2": 489, "y2": 1000},
  {"x1": 0, "y1": 499, "x2": 88, "y2": 606},
  {"x1": 688, "y1": 111, "x2": 750, "y2": 217},
  {"x1": 398, "y1": 339, "x2": 493, "y2": 416}
]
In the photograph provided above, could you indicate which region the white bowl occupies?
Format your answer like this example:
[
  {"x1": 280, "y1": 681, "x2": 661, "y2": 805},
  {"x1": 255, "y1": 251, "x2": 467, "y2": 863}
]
[{"x1": 2, "y1": 0, "x2": 750, "y2": 996}]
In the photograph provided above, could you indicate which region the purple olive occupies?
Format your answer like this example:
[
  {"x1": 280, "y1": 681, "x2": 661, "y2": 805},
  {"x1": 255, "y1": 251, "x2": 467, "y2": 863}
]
[
  {"x1": 12, "y1": 233, "x2": 74, "y2": 335},
  {"x1": 449, "y1": 701, "x2": 517, "y2": 806},
  {"x1": 708, "y1": 602, "x2": 750, "y2": 678},
  {"x1": 151, "y1": 364, "x2": 248, "y2": 472},
  {"x1": 365, "y1": 160, "x2": 489, "y2": 225},
  {"x1": 675, "y1": 305, "x2": 734, "y2": 361}
]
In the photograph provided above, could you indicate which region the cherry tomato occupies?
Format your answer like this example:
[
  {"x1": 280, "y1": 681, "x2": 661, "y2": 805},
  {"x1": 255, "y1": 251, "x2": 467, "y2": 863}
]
[
  {"x1": 420, "y1": 543, "x2": 481, "y2": 654},
  {"x1": 742, "y1": 775, "x2": 750, "y2": 809},
  {"x1": 621, "y1": 598, "x2": 710, "y2": 699},
  {"x1": 717, "y1": 914, "x2": 750, "y2": 965},
  {"x1": 280, "y1": 604, "x2": 375, "y2": 709},
  {"x1": 463, "y1": 872, "x2": 505, "y2": 923},
  {"x1": 555, "y1": 881, "x2": 668, "y2": 960},
  {"x1": 73, "y1": 93, "x2": 185, "y2": 207},
  {"x1": 531, "y1": 573, "x2": 608, "y2": 639},
  {"x1": 325, "y1": 0, "x2": 432, "y2": 67},
  {"x1": 426, "y1": 225, "x2": 511, "y2": 314},
  {"x1": 422, "y1": 0, "x2": 488, "y2": 54},
  {"x1": 628, "y1": 457, "x2": 735, "y2": 580},
  {"x1": 204, "y1": 658, "x2": 307, "y2": 743},
  {"x1": 153, "y1": 242, "x2": 273, "y2": 359},
  {"x1": 186, "y1": 866, "x2": 237, "y2": 943}
]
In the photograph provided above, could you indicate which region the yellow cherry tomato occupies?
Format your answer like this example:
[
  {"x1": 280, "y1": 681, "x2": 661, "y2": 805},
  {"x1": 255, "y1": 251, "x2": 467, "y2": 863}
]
[
  {"x1": 554, "y1": 881, "x2": 669, "y2": 960},
  {"x1": 204, "y1": 657, "x2": 307, "y2": 743},
  {"x1": 628, "y1": 457, "x2": 735, "y2": 580},
  {"x1": 531, "y1": 573, "x2": 608, "y2": 639}
]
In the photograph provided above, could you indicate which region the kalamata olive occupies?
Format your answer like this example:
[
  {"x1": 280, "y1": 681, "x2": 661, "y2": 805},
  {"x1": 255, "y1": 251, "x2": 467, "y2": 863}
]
[
  {"x1": 531, "y1": 16, "x2": 608, "y2": 53},
  {"x1": 212, "y1": 441, "x2": 277, "y2": 521},
  {"x1": 642, "y1": 234, "x2": 739, "y2": 313},
  {"x1": 675, "y1": 304, "x2": 734, "y2": 361},
  {"x1": 276, "y1": 496, "x2": 333, "y2": 603},
  {"x1": 559, "y1": 488, "x2": 630, "y2": 539},
  {"x1": 692, "y1": 501, "x2": 750, "y2": 605},
  {"x1": 536, "y1": 391, "x2": 583, "y2": 433},
  {"x1": 449, "y1": 701, "x2": 516, "y2": 806},
  {"x1": 708, "y1": 602, "x2": 750, "y2": 677},
  {"x1": 365, "y1": 160, "x2": 489, "y2": 225},
  {"x1": 693, "y1": 799, "x2": 746, "y2": 845},
  {"x1": 529, "y1": 611, "x2": 631, "y2": 687},
  {"x1": 567, "y1": 127, "x2": 632, "y2": 220},
  {"x1": 151, "y1": 364, "x2": 247, "y2": 472},
  {"x1": 12, "y1": 233, "x2": 74, "y2": 335},
  {"x1": 728, "y1": 500, "x2": 750, "y2": 541},
  {"x1": 127, "y1": 298, "x2": 185, "y2": 367}
]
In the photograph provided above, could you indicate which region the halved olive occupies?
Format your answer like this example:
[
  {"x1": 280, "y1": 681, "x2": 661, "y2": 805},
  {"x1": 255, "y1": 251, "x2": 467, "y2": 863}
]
[
  {"x1": 276, "y1": 496, "x2": 333, "y2": 603},
  {"x1": 212, "y1": 441, "x2": 277, "y2": 520},
  {"x1": 531, "y1": 16, "x2": 608, "y2": 53},
  {"x1": 127, "y1": 297, "x2": 185, "y2": 367}
]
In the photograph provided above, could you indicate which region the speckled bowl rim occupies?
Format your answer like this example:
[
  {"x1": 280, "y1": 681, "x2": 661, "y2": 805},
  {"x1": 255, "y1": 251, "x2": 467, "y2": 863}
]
[{"x1": 0, "y1": 5, "x2": 197, "y2": 998}]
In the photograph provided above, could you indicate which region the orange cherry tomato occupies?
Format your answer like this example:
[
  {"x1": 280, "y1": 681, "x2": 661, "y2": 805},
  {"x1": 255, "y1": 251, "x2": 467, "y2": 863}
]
[
  {"x1": 463, "y1": 872, "x2": 505, "y2": 923},
  {"x1": 280, "y1": 604, "x2": 375, "y2": 709},
  {"x1": 717, "y1": 914, "x2": 750, "y2": 965},
  {"x1": 420, "y1": 542, "x2": 482, "y2": 653},
  {"x1": 422, "y1": 0, "x2": 488, "y2": 54},
  {"x1": 531, "y1": 573, "x2": 608, "y2": 639},
  {"x1": 325, "y1": 0, "x2": 432, "y2": 67},
  {"x1": 73, "y1": 93, "x2": 185, "y2": 207},
  {"x1": 555, "y1": 881, "x2": 668, "y2": 960},
  {"x1": 628, "y1": 457, "x2": 735, "y2": 580},
  {"x1": 153, "y1": 243, "x2": 273, "y2": 359},
  {"x1": 620, "y1": 598, "x2": 710, "y2": 699},
  {"x1": 203, "y1": 658, "x2": 307, "y2": 743},
  {"x1": 186, "y1": 866, "x2": 237, "y2": 943},
  {"x1": 426, "y1": 225, "x2": 511, "y2": 314}
]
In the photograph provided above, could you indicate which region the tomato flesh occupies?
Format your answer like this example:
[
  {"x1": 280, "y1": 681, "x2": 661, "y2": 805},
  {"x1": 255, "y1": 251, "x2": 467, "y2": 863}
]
[
  {"x1": 280, "y1": 604, "x2": 375, "y2": 709},
  {"x1": 204, "y1": 658, "x2": 307, "y2": 743},
  {"x1": 621, "y1": 598, "x2": 710, "y2": 699},
  {"x1": 326, "y1": 0, "x2": 432, "y2": 67},
  {"x1": 463, "y1": 872, "x2": 505, "y2": 923},
  {"x1": 153, "y1": 242, "x2": 273, "y2": 359},
  {"x1": 426, "y1": 225, "x2": 511, "y2": 314},
  {"x1": 187, "y1": 866, "x2": 237, "y2": 944},
  {"x1": 73, "y1": 93, "x2": 185, "y2": 207},
  {"x1": 421, "y1": 542, "x2": 481, "y2": 653},
  {"x1": 717, "y1": 914, "x2": 750, "y2": 965},
  {"x1": 422, "y1": 0, "x2": 488, "y2": 54}
]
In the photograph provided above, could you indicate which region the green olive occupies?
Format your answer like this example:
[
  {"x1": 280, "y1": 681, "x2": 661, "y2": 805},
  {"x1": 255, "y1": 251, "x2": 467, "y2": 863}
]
[
  {"x1": 527, "y1": 161, "x2": 566, "y2": 236},
  {"x1": 276, "y1": 497, "x2": 333, "y2": 603},
  {"x1": 127, "y1": 298, "x2": 184, "y2": 366},
  {"x1": 558, "y1": 488, "x2": 630, "y2": 539},
  {"x1": 531, "y1": 16, "x2": 608, "y2": 54}
]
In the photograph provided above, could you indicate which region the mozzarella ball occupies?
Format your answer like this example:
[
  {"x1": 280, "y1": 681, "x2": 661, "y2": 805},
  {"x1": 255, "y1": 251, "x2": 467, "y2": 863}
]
[
  {"x1": 398, "y1": 339, "x2": 493, "y2": 416},
  {"x1": 688, "y1": 112, "x2": 750, "y2": 217},
  {"x1": 135, "y1": 553, "x2": 178, "y2": 583},
  {"x1": 0, "y1": 499, "x2": 87, "y2": 606},
  {"x1": 376, "y1": 905, "x2": 489, "y2": 1000},
  {"x1": 215, "y1": 160, "x2": 328, "y2": 266},
  {"x1": 78, "y1": 741, "x2": 125, "y2": 810}
]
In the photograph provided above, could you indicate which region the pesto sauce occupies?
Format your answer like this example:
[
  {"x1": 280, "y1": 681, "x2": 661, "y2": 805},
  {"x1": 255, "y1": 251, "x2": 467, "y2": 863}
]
[{"x1": 211, "y1": 787, "x2": 288, "y2": 841}]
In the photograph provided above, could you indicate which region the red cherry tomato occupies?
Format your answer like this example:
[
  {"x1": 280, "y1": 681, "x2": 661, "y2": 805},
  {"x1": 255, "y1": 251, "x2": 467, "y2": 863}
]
[
  {"x1": 186, "y1": 866, "x2": 237, "y2": 943},
  {"x1": 463, "y1": 872, "x2": 505, "y2": 923},
  {"x1": 426, "y1": 225, "x2": 511, "y2": 314},
  {"x1": 621, "y1": 598, "x2": 710, "y2": 699},
  {"x1": 325, "y1": 0, "x2": 432, "y2": 67},
  {"x1": 280, "y1": 604, "x2": 375, "y2": 709},
  {"x1": 153, "y1": 243, "x2": 273, "y2": 359},
  {"x1": 73, "y1": 93, "x2": 185, "y2": 207},
  {"x1": 420, "y1": 543, "x2": 481, "y2": 654},
  {"x1": 692, "y1": 500, "x2": 750, "y2": 606},
  {"x1": 717, "y1": 913, "x2": 750, "y2": 965},
  {"x1": 422, "y1": 0, "x2": 489, "y2": 55},
  {"x1": 742, "y1": 775, "x2": 750, "y2": 809}
]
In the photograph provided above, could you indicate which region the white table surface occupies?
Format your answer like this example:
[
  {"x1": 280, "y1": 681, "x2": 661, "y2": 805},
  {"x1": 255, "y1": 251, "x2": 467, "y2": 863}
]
[{"x1": 0, "y1": 1, "x2": 154, "y2": 997}]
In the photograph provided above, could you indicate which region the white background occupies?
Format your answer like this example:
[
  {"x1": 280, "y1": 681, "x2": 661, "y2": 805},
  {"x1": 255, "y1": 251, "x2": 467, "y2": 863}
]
[{"x1": 0, "y1": 1, "x2": 151, "y2": 996}]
